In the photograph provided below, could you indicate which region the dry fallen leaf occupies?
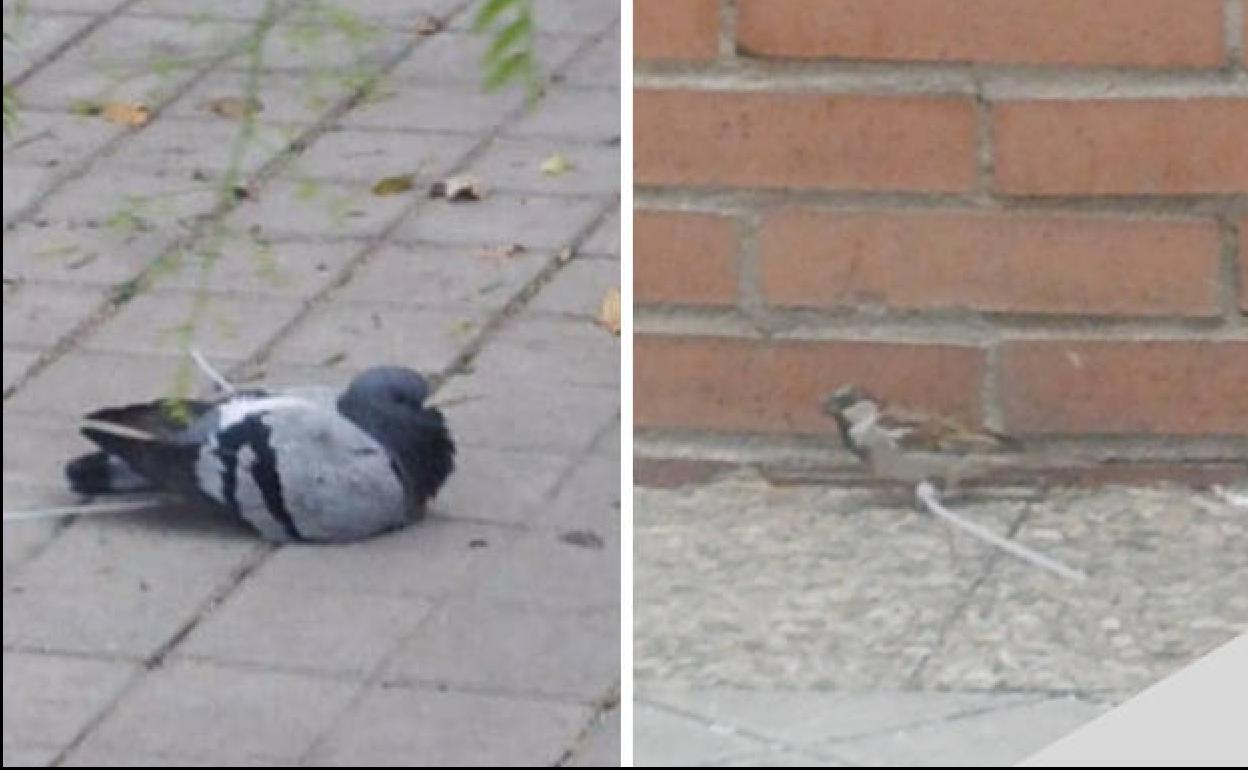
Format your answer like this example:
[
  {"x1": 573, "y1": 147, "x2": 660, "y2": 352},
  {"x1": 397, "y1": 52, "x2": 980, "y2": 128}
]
[
  {"x1": 206, "y1": 96, "x2": 262, "y2": 119},
  {"x1": 475, "y1": 243, "x2": 525, "y2": 259},
  {"x1": 371, "y1": 173, "x2": 415, "y2": 196},
  {"x1": 540, "y1": 153, "x2": 573, "y2": 176},
  {"x1": 597, "y1": 286, "x2": 621, "y2": 336},
  {"x1": 99, "y1": 101, "x2": 150, "y2": 127},
  {"x1": 414, "y1": 15, "x2": 445, "y2": 36},
  {"x1": 429, "y1": 174, "x2": 485, "y2": 201}
]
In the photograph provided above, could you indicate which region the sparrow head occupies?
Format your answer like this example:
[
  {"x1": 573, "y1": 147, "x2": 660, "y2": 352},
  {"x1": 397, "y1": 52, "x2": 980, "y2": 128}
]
[{"x1": 823, "y1": 384, "x2": 870, "y2": 416}]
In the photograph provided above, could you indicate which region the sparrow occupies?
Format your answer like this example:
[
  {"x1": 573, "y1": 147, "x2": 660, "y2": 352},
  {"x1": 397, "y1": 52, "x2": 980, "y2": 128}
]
[
  {"x1": 822, "y1": 384, "x2": 1019, "y2": 487},
  {"x1": 63, "y1": 365, "x2": 456, "y2": 543}
]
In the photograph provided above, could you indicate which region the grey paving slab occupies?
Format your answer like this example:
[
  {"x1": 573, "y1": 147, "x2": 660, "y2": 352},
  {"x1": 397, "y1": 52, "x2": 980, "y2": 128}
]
[
  {"x1": 333, "y1": 82, "x2": 523, "y2": 133},
  {"x1": 2, "y1": 109, "x2": 121, "y2": 170},
  {"x1": 397, "y1": 192, "x2": 604, "y2": 249},
  {"x1": 286, "y1": 126, "x2": 473, "y2": 184},
  {"x1": 142, "y1": 236, "x2": 358, "y2": 297},
  {"x1": 81, "y1": 289, "x2": 303, "y2": 360},
  {"x1": 527, "y1": 255, "x2": 620, "y2": 318},
  {"x1": 335, "y1": 239, "x2": 550, "y2": 310},
  {"x1": 75, "y1": 660, "x2": 359, "y2": 763},
  {"x1": 29, "y1": 165, "x2": 219, "y2": 231},
  {"x1": 469, "y1": 527, "x2": 619, "y2": 612},
  {"x1": 383, "y1": 598, "x2": 617, "y2": 701},
  {"x1": 305, "y1": 684, "x2": 594, "y2": 767},
  {"x1": 163, "y1": 66, "x2": 356, "y2": 127},
  {"x1": 565, "y1": 705, "x2": 621, "y2": 767},
  {"x1": 228, "y1": 177, "x2": 410, "y2": 238},
  {"x1": 2, "y1": 280, "x2": 109, "y2": 348},
  {"x1": 437, "y1": 446, "x2": 570, "y2": 526},
  {"x1": 102, "y1": 115, "x2": 292, "y2": 180},
  {"x1": 581, "y1": 209, "x2": 619, "y2": 256},
  {"x1": 130, "y1": 0, "x2": 292, "y2": 20},
  {"x1": 506, "y1": 87, "x2": 619, "y2": 142},
  {"x1": 388, "y1": 31, "x2": 586, "y2": 86},
  {"x1": 469, "y1": 314, "x2": 620, "y2": 389},
  {"x1": 472, "y1": 137, "x2": 621, "y2": 196},
  {"x1": 3, "y1": 14, "x2": 94, "y2": 82},
  {"x1": 0, "y1": 745, "x2": 60, "y2": 768},
  {"x1": 633, "y1": 702, "x2": 769, "y2": 768},
  {"x1": 529, "y1": 0, "x2": 619, "y2": 35},
  {"x1": 2, "y1": 349, "x2": 39, "y2": 391},
  {"x1": 247, "y1": 20, "x2": 409, "y2": 73},
  {"x1": 262, "y1": 299, "x2": 487, "y2": 372},
  {"x1": 561, "y1": 29, "x2": 620, "y2": 87},
  {"x1": 824, "y1": 696, "x2": 1109, "y2": 768},
  {"x1": 177, "y1": 579, "x2": 434, "y2": 676},
  {"x1": 2, "y1": 165, "x2": 57, "y2": 222},
  {"x1": 3, "y1": 219, "x2": 179, "y2": 287},
  {"x1": 2, "y1": 651, "x2": 138, "y2": 748},
  {"x1": 3, "y1": 516, "x2": 259, "y2": 657}
]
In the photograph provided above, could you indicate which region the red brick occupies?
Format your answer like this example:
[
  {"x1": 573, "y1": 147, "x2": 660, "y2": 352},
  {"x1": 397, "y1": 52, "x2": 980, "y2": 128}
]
[
  {"x1": 1001, "y1": 341, "x2": 1248, "y2": 435},
  {"x1": 736, "y1": 0, "x2": 1225, "y2": 67},
  {"x1": 635, "y1": 210, "x2": 738, "y2": 305},
  {"x1": 994, "y1": 99, "x2": 1248, "y2": 196},
  {"x1": 634, "y1": 335, "x2": 985, "y2": 434},
  {"x1": 635, "y1": 0, "x2": 719, "y2": 61},
  {"x1": 759, "y1": 209, "x2": 1222, "y2": 317},
  {"x1": 635, "y1": 89, "x2": 977, "y2": 192}
]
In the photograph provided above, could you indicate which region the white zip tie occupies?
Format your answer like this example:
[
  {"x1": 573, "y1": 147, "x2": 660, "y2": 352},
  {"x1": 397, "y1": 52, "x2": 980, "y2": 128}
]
[
  {"x1": 190, "y1": 347, "x2": 236, "y2": 395},
  {"x1": 916, "y1": 481, "x2": 1088, "y2": 583},
  {"x1": 3, "y1": 496, "x2": 171, "y2": 523}
]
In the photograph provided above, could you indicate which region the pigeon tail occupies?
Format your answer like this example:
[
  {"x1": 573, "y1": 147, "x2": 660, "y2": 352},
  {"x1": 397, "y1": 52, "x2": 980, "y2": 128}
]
[{"x1": 65, "y1": 451, "x2": 155, "y2": 495}]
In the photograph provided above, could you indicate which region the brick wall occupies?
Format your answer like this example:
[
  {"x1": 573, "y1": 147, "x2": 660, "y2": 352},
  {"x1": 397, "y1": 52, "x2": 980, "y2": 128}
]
[{"x1": 634, "y1": 0, "x2": 1248, "y2": 463}]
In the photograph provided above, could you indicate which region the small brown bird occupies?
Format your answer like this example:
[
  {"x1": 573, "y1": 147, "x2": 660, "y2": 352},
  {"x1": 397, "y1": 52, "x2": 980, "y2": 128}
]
[{"x1": 822, "y1": 385, "x2": 1019, "y2": 487}]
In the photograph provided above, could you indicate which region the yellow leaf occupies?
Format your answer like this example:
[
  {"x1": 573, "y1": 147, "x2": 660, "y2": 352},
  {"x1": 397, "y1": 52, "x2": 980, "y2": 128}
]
[
  {"x1": 99, "y1": 101, "x2": 150, "y2": 127},
  {"x1": 597, "y1": 286, "x2": 620, "y2": 336},
  {"x1": 540, "y1": 153, "x2": 573, "y2": 176},
  {"x1": 371, "y1": 173, "x2": 415, "y2": 196}
]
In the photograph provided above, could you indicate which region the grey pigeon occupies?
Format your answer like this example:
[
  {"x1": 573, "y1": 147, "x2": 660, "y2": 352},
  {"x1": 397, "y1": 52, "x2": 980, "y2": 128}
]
[{"x1": 64, "y1": 366, "x2": 455, "y2": 543}]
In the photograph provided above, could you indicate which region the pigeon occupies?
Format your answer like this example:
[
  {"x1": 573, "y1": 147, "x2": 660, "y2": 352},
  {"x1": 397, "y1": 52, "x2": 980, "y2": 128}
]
[
  {"x1": 822, "y1": 384, "x2": 1019, "y2": 487},
  {"x1": 63, "y1": 365, "x2": 455, "y2": 544}
]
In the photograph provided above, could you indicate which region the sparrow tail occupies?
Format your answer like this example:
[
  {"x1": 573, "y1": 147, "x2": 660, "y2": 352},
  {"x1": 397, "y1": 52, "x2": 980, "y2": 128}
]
[{"x1": 916, "y1": 481, "x2": 1088, "y2": 583}]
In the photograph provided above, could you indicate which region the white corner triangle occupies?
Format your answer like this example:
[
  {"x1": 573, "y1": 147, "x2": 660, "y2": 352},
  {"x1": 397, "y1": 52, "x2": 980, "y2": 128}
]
[{"x1": 1018, "y1": 632, "x2": 1248, "y2": 767}]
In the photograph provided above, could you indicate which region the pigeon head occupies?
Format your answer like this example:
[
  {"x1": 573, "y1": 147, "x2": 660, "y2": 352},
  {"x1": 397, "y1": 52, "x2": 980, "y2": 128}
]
[{"x1": 337, "y1": 366, "x2": 456, "y2": 516}]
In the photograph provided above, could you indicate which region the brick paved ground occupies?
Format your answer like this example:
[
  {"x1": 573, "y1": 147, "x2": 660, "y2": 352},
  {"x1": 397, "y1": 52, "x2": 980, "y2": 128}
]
[{"x1": 3, "y1": 0, "x2": 620, "y2": 765}]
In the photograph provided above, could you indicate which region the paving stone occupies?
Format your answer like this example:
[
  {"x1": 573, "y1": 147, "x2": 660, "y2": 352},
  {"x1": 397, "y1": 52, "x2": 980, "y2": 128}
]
[
  {"x1": 639, "y1": 688, "x2": 1038, "y2": 748},
  {"x1": 2, "y1": 411, "x2": 97, "y2": 512},
  {"x1": 437, "y1": 446, "x2": 570, "y2": 526},
  {"x1": 336, "y1": 239, "x2": 549, "y2": 310},
  {"x1": 1, "y1": 652, "x2": 138, "y2": 748},
  {"x1": 470, "y1": 314, "x2": 619, "y2": 389},
  {"x1": 248, "y1": 19, "x2": 408, "y2": 72},
  {"x1": 82, "y1": 289, "x2": 302, "y2": 360},
  {"x1": 389, "y1": 31, "x2": 585, "y2": 86},
  {"x1": 2, "y1": 165, "x2": 58, "y2": 222},
  {"x1": 433, "y1": 373, "x2": 617, "y2": 453},
  {"x1": 3, "y1": 14, "x2": 94, "y2": 81},
  {"x1": 2, "y1": 348, "x2": 39, "y2": 391},
  {"x1": 3, "y1": 517, "x2": 259, "y2": 657},
  {"x1": 565, "y1": 705, "x2": 621, "y2": 767},
  {"x1": 507, "y1": 87, "x2": 618, "y2": 142},
  {"x1": 469, "y1": 528, "x2": 619, "y2": 612},
  {"x1": 2, "y1": 280, "x2": 108, "y2": 348},
  {"x1": 31, "y1": 165, "x2": 220, "y2": 231},
  {"x1": 78, "y1": 660, "x2": 359, "y2": 763},
  {"x1": 633, "y1": 703, "x2": 767, "y2": 768},
  {"x1": 60, "y1": 749, "x2": 274, "y2": 767},
  {"x1": 397, "y1": 193, "x2": 603, "y2": 249},
  {"x1": 383, "y1": 598, "x2": 618, "y2": 701},
  {"x1": 713, "y1": 749, "x2": 845, "y2": 767},
  {"x1": 536, "y1": 452, "x2": 620, "y2": 533},
  {"x1": 305, "y1": 685, "x2": 593, "y2": 767},
  {"x1": 4, "y1": 349, "x2": 232, "y2": 417},
  {"x1": 824, "y1": 696, "x2": 1108, "y2": 768},
  {"x1": 177, "y1": 579, "x2": 434, "y2": 676},
  {"x1": 334, "y1": 83, "x2": 522, "y2": 133},
  {"x1": 561, "y1": 29, "x2": 619, "y2": 87},
  {"x1": 14, "y1": 17, "x2": 253, "y2": 111},
  {"x1": 2, "y1": 109, "x2": 121, "y2": 170},
  {"x1": 580, "y1": 210, "x2": 618, "y2": 256},
  {"x1": 163, "y1": 66, "x2": 356, "y2": 126},
  {"x1": 472, "y1": 137, "x2": 621, "y2": 196},
  {"x1": 131, "y1": 0, "x2": 294, "y2": 20},
  {"x1": 228, "y1": 177, "x2": 409, "y2": 238},
  {"x1": 288, "y1": 126, "x2": 472, "y2": 184},
  {"x1": 249, "y1": 514, "x2": 521, "y2": 599},
  {"x1": 529, "y1": 0, "x2": 619, "y2": 34},
  {"x1": 527, "y1": 256, "x2": 620, "y2": 318},
  {"x1": 1, "y1": 745, "x2": 61, "y2": 768},
  {"x1": 143, "y1": 236, "x2": 358, "y2": 297},
  {"x1": 103, "y1": 116, "x2": 291, "y2": 179},
  {"x1": 3, "y1": 212, "x2": 178, "y2": 287},
  {"x1": 263, "y1": 299, "x2": 485, "y2": 372}
]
